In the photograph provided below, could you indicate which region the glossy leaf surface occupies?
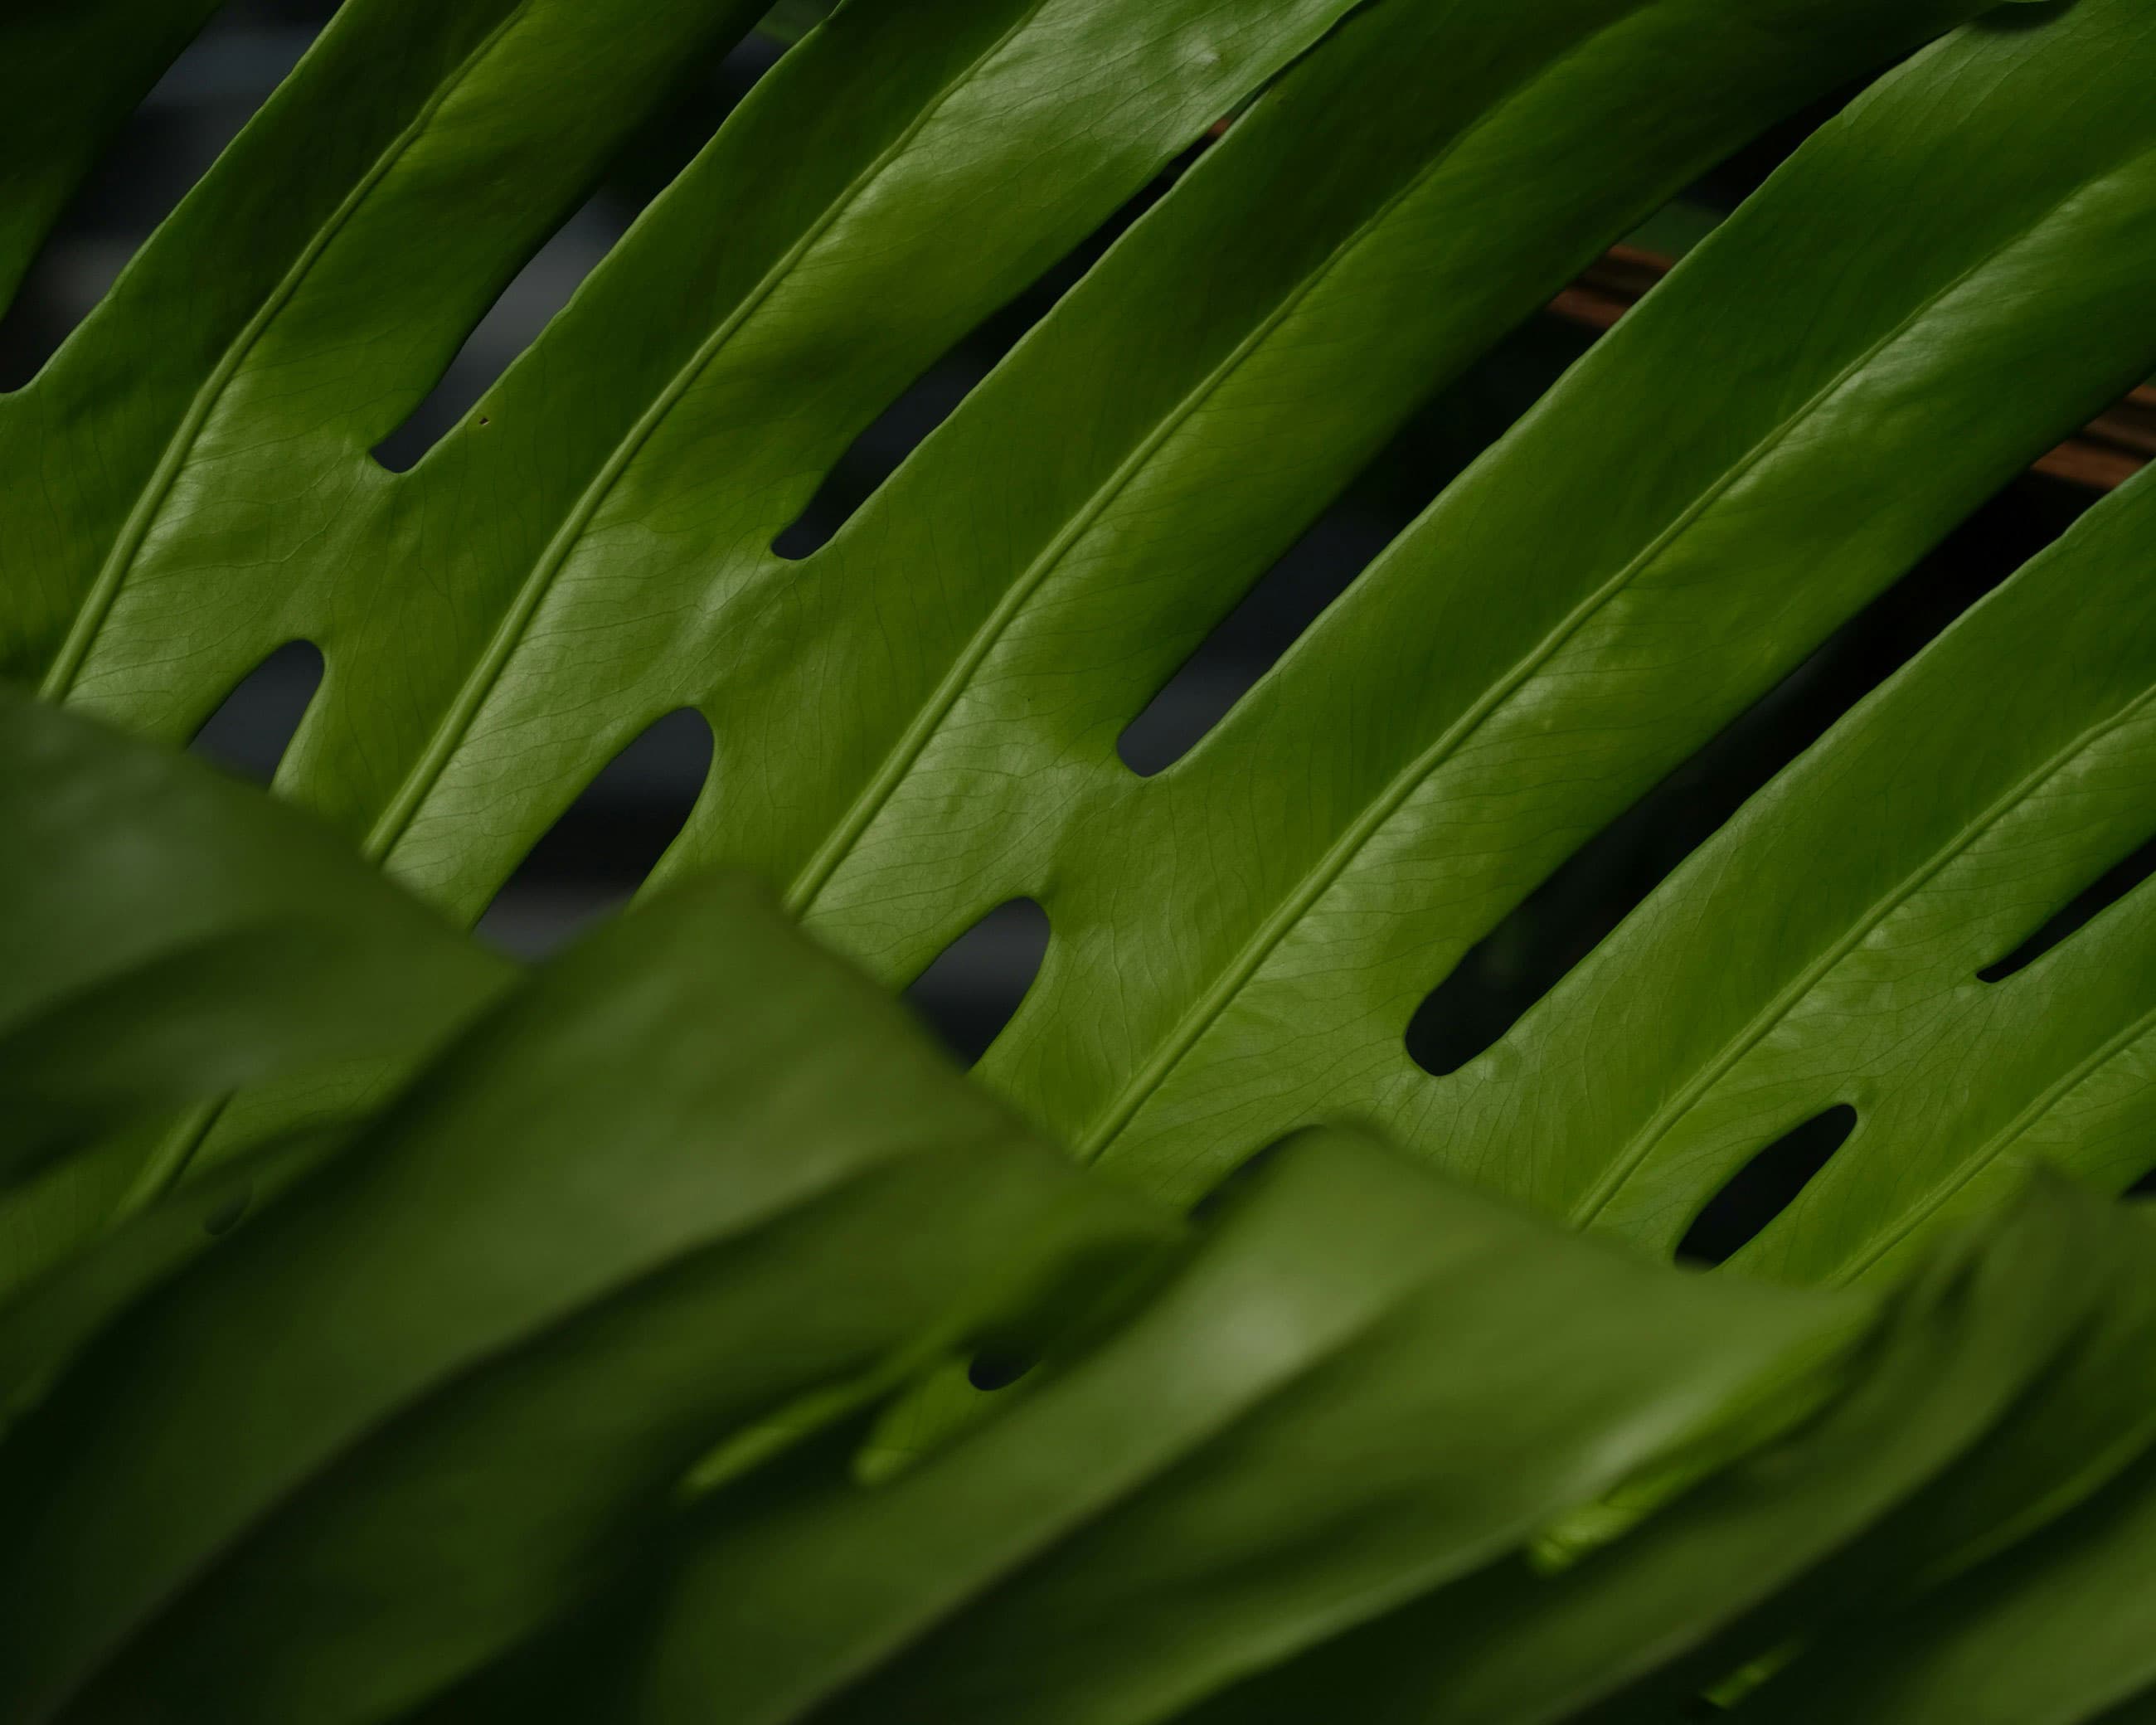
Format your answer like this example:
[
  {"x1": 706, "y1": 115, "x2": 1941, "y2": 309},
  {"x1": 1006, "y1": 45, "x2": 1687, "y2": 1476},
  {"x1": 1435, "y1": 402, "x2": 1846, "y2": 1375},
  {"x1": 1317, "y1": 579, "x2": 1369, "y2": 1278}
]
[
  {"x1": 9, "y1": 0, "x2": 2100, "y2": 1285},
  {"x1": 1056, "y1": 0, "x2": 2156, "y2": 1229},
  {"x1": 1433, "y1": 457, "x2": 2156, "y2": 1285}
]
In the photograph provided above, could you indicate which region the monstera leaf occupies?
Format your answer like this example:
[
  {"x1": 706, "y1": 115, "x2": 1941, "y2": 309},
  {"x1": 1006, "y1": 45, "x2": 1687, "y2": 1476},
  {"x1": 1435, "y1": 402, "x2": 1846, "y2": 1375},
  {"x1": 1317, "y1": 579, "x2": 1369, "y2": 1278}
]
[
  {"x1": 9, "y1": 0, "x2": 2156, "y2": 1717},
  {"x1": 9, "y1": 0, "x2": 2156, "y2": 1285},
  {"x1": 0, "y1": 686, "x2": 509, "y2": 1299},
  {"x1": 1, "y1": 704, "x2": 2154, "y2": 1723}
]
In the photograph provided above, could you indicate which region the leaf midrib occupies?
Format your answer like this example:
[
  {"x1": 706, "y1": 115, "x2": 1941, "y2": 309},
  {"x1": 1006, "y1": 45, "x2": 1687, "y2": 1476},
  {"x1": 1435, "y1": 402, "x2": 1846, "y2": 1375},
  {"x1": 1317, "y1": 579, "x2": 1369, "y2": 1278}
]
[
  {"x1": 361, "y1": 0, "x2": 1057, "y2": 868},
  {"x1": 1081, "y1": 158, "x2": 2145, "y2": 1169},
  {"x1": 36, "y1": 1, "x2": 536, "y2": 707}
]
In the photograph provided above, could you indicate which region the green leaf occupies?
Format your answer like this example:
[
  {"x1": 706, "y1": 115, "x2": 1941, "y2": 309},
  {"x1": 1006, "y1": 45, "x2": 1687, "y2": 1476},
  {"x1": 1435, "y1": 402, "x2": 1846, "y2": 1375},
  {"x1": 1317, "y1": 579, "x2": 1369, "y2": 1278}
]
[
  {"x1": 1756, "y1": 1461, "x2": 2156, "y2": 1723},
  {"x1": 1434, "y1": 457, "x2": 2156, "y2": 1285},
  {"x1": 604, "y1": 1130, "x2": 1853, "y2": 1725},
  {"x1": 1196, "y1": 1179, "x2": 2156, "y2": 1723},
  {"x1": 5, "y1": 0, "x2": 1998, "y2": 1193},
  {"x1": 1740, "y1": 1203, "x2": 2156, "y2": 1722},
  {"x1": 0, "y1": 874, "x2": 1165, "y2": 1723},
  {"x1": 755, "y1": 0, "x2": 833, "y2": 45},
  {"x1": 423, "y1": 1154, "x2": 2156, "y2": 1724},
  {"x1": 6, "y1": 0, "x2": 1371, "y2": 772},
  {"x1": 5, "y1": 810, "x2": 2153, "y2": 1718},
  {"x1": 0, "y1": 0, "x2": 223, "y2": 311},
  {"x1": 2, "y1": 0, "x2": 774, "y2": 689},
  {"x1": 0, "y1": 1127, "x2": 349, "y2": 1439},
  {"x1": 1004, "y1": 0, "x2": 2156, "y2": 1227},
  {"x1": 12, "y1": 2, "x2": 2156, "y2": 1716},
  {"x1": 0, "y1": 690, "x2": 506, "y2": 1293}
]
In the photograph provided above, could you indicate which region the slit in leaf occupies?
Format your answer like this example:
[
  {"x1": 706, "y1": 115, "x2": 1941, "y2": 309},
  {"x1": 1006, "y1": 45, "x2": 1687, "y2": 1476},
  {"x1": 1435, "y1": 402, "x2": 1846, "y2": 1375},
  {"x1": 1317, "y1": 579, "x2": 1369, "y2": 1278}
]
[
  {"x1": 904, "y1": 898, "x2": 1051, "y2": 1067},
  {"x1": 1979, "y1": 829, "x2": 2156, "y2": 983},
  {"x1": 1677, "y1": 1105, "x2": 1857, "y2": 1267},
  {"x1": 1117, "y1": 318, "x2": 1601, "y2": 780},
  {"x1": 1406, "y1": 475, "x2": 2091, "y2": 1078},
  {"x1": 369, "y1": 32, "x2": 784, "y2": 471},
  {"x1": 369, "y1": 192, "x2": 624, "y2": 472},
  {"x1": 0, "y1": 2, "x2": 321, "y2": 390},
  {"x1": 1114, "y1": 490, "x2": 1401, "y2": 780},
  {"x1": 606, "y1": 28, "x2": 789, "y2": 211},
  {"x1": 475, "y1": 707, "x2": 714, "y2": 960},
  {"x1": 770, "y1": 138, "x2": 1210, "y2": 561},
  {"x1": 187, "y1": 639, "x2": 324, "y2": 785}
]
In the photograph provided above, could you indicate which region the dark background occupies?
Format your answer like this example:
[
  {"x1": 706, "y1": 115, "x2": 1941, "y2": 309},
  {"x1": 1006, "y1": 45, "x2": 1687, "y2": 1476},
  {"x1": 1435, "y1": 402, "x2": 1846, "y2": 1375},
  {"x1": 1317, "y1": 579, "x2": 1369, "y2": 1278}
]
[{"x1": 9, "y1": 2, "x2": 2136, "y2": 1257}]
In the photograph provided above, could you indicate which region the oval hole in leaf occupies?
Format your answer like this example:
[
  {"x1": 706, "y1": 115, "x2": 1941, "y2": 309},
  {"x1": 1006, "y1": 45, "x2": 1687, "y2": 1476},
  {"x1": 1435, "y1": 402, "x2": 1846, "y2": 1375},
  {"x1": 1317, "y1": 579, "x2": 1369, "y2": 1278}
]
[
  {"x1": 904, "y1": 898, "x2": 1051, "y2": 1067},
  {"x1": 475, "y1": 707, "x2": 714, "y2": 960},
  {"x1": 2126, "y1": 1164, "x2": 2156, "y2": 1200},
  {"x1": 965, "y1": 1347, "x2": 1037, "y2": 1392},
  {"x1": 1677, "y1": 1105, "x2": 1857, "y2": 1267},
  {"x1": 1407, "y1": 479, "x2": 2085, "y2": 1077},
  {"x1": 0, "y1": 2, "x2": 322, "y2": 390},
  {"x1": 188, "y1": 639, "x2": 324, "y2": 784},
  {"x1": 1978, "y1": 829, "x2": 2156, "y2": 983},
  {"x1": 770, "y1": 138, "x2": 1209, "y2": 561},
  {"x1": 202, "y1": 1188, "x2": 251, "y2": 1237},
  {"x1": 369, "y1": 34, "x2": 784, "y2": 471}
]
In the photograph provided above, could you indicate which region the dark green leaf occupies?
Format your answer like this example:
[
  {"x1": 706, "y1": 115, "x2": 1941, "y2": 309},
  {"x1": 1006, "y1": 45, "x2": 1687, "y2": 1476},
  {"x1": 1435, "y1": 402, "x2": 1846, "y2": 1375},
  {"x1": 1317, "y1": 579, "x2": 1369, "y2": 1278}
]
[
  {"x1": 0, "y1": 689, "x2": 505, "y2": 1277},
  {"x1": 0, "y1": 877, "x2": 1166, "y2": 1723}
]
